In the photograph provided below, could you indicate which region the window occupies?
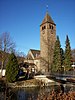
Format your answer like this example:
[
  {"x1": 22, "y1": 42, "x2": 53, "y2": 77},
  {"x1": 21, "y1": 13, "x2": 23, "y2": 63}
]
[
  {"x1": 44, "y1": 26, "x2": 46, "y2": 29},
  {"x1": 50, "y1": 25, "x2": 51, "y2": 29},
  {"x1": 42, "y1": 31, "x2": 45, "y2": 34},
  {"x1": 49, "y1": 25, "x2": 53, "y2": 29},
  {"x1": 52, "y1": 26, "x2": 53, "y2": 29},
  {"x1": 42, "y1": 26, "x2": 46, "y2": 30}
]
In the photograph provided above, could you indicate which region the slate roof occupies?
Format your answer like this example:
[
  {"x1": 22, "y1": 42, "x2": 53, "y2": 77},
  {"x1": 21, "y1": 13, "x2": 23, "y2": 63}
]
[
  {"x1": 40, "y1": 12, "x2": 56, "y2": 26},
  {"x1": 30, "y1": 49, "x2": 40, "y2": 58},
  {"x1": 27, "y1": 49, "x2": 40, "y2": 60}
]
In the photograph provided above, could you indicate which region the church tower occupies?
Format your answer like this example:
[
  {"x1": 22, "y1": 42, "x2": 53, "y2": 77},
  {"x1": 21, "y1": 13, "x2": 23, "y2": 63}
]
[{"x1": 40, "y1": 12, "x2": 56, "y2": 74}]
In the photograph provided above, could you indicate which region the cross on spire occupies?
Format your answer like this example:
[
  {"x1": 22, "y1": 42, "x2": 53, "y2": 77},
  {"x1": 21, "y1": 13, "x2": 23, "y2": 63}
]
[{"x1": 46, "y1": 4, "x2": 48, "y2": 13}]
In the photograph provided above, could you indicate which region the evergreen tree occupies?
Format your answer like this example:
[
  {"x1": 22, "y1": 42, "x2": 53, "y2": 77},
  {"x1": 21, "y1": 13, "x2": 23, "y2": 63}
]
[
  {"x1": 6, "y1": 53, "x2": 19, "y2": 82},
  {"x1": 60, "y1": 48, "x2": 65, "y2": 73},
  {"x1": 60, "y1": 48, "x2": 64, "y2": 66},
  {"x1": 64, "y1": 35, "x2": 72, "y2": 71},
  {"x1": 52, "y1": 36, "x2": 62, "y2": 72}
]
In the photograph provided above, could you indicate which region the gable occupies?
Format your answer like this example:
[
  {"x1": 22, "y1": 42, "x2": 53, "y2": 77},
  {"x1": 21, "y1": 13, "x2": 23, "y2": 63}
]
[{"x1": 27, "y1": 49, "x2": 40, "y2": 60}]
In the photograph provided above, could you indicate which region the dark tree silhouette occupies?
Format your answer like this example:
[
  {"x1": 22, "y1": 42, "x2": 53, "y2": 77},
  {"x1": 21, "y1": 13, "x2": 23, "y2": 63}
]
[
  {"x1": 52, "y1": 36, "x2": 62, "y2": 72},
  {"x1": 64, "y1": 35, "x2": 72, "y2": 71},
  {"x1": 6, "y1": 53, "x2": 19, "y2": 82}
]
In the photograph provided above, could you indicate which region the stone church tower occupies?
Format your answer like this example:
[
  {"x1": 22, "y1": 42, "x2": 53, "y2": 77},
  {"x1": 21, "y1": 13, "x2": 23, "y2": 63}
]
[{"x1": 40, "y1": 12, "x2": 56, "y2": 74}]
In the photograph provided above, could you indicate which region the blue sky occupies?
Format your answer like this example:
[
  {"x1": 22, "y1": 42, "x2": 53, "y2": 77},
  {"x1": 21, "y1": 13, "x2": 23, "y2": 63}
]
[{"x1": 0, "y1": 0, "x2": 75, "y2": 55}]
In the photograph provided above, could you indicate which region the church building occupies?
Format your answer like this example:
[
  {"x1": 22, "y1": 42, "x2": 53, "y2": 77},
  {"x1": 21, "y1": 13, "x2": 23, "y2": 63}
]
[
  {"x1": 40, "y1": 12, "x2": 56, "y2": 73},
  {"x1": 24, "y1": 12, "x2": 56, "y2": 74}
]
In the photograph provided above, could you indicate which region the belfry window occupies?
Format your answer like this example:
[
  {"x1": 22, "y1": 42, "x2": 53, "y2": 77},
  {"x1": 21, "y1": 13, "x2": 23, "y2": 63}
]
[
  {"x1": 52, "y1": 26, "x2": 53, "y2": 29},
  {"x1": 44, "y1": 26, "x2": 46, "y2": 29},
  {"x1": 49, "y1": 25, "x2": 51, "y2": 29},
  {"x1": 49, "y1": 25, "x2": 53, "y2": 29},
  {"x1": 42, "y1": 26, "x2": 46, "y2": 30}
]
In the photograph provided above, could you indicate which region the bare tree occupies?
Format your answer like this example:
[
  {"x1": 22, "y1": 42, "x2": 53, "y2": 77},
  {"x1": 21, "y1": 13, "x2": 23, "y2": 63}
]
[
  {"x1": 1, "y1": 32, "x2": 15, "y2": 52},
  {"x1": 0, "y1": 32, "x2": 15, "y2": 76},
  {"x1": 0, "y1": 36, "x2": 2, "y2": 50},
  {"x1": 16, "y1": 51, "x2": 26, "y2": 64}
]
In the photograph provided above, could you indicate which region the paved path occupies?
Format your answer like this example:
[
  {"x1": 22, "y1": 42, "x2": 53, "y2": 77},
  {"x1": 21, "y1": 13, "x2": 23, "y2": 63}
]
[{"x1": 34, "y1": 75, "x2": 55, "y2": 86}]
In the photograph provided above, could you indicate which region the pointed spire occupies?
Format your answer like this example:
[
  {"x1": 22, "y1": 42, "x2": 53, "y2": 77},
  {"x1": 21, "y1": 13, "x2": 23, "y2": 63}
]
[{"x1": 40, "y1": 12, "x2": 56, "y2": 26}]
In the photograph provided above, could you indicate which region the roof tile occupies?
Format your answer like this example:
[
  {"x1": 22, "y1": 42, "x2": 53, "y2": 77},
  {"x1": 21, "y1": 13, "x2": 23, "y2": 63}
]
[{"x1": 41, "y1": 12, "x2": 55, "y2": 25}]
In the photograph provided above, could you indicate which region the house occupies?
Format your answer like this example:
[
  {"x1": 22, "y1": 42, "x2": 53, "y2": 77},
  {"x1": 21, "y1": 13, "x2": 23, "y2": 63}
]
[
  {"x1": 0, "y1": 51, "x2": 6, "y2": 77},
  {"x1": 71, "y1": 60, "x2": 75, "y2": 70},
  {"x1": 24, "y1": 49, "x2": 40, "y2": 73}
]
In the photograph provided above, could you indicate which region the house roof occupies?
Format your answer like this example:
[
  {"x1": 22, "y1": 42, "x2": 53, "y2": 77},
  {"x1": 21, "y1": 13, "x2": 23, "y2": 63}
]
[
  {"x1": 30, "y1": 49, "x2": 40, "y2": 58},
  {"x1": 40, "y1": 12, "x2": 56, "y2": 26},
  {"x1": 27, "y1": 49, "x2": 40, "y2": 60}
]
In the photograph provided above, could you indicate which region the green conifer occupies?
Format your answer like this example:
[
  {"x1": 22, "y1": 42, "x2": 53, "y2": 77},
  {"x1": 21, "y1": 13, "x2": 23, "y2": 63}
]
[
  {"x1": 6, "y1": 53, "x2": 19, "y2": 82},
  {"x1": 64, "y1": 35, "x2": 72, "y2": 71},
  {"x1": 60, "y1": 48, "x2": 64, "y2": 66},
  {"x1": 52, "y1": 36, "x2": 62, "y2": 72}
]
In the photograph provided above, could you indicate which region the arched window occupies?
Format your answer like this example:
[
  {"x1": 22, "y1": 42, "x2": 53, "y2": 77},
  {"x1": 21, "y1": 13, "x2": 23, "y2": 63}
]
[
  {"x1": 52, "y1": 26, "x2": 53, "y2": 29},
  {"x1": 42, "y1": 26, "x2": 46, "y2": 30},
  {"x1": 49, "y1": 25, "x2": 51, "y2": 29},
  {"x1": 44, "y1": 26, "x2": 46, "y2": 29}
]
